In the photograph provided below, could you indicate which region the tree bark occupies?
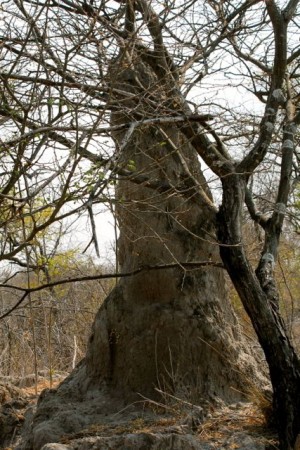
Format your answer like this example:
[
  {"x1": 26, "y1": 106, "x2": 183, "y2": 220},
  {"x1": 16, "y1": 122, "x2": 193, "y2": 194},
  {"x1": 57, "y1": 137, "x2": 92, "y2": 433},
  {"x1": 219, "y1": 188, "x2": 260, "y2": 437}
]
[{"x1": 217, "y1": 173, "x2": 300, "y2": 450}]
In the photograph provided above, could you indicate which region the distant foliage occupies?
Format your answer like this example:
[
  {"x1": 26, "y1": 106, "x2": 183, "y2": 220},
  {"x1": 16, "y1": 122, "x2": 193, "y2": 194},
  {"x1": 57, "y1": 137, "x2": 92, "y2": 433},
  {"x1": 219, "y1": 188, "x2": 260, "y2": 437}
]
[{"x1": 0, "y1": 258, "x2": 113, "y2": 380}]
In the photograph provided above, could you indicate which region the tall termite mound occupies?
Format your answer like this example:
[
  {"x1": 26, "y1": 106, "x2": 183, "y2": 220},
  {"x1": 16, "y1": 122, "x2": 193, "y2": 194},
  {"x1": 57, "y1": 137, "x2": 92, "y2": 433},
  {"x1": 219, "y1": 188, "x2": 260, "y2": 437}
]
[{"x1": 84, "y1": 47, "x2": 263, "y2": 401}]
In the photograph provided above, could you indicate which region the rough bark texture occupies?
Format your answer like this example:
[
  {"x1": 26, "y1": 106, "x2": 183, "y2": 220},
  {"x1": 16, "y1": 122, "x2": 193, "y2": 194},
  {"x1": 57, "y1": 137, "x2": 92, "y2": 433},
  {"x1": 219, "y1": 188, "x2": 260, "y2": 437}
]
[
  {"x1": 19, "y1": 50, "x2": 265, "y2": 450},
  {"x1": 217, "y1": 174, "x2": 300, "y2": 450}
]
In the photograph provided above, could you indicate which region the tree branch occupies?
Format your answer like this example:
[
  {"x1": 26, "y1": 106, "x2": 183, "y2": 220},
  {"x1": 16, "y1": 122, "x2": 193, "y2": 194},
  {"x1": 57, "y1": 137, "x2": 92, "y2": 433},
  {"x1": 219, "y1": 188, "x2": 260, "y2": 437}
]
[
  {"x1": 0, "y1": 260, "x2": 223, "y2": 320},
  {"x1": 245, "y1": 188, "x2": 269, "y2": 228},
  {"x1": 283, "y1": 0, "x2": 300, "y2": 21}
]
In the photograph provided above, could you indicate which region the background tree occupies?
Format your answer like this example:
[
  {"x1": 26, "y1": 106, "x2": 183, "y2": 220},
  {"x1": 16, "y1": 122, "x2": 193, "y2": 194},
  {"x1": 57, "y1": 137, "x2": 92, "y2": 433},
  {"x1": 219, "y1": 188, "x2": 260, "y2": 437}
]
[
  {"x1": 0, "y1": 222, "x2": 113, "y2": 387},
  {"x1": 1, "y1": 0, "x2": 300, "y2": 448}
]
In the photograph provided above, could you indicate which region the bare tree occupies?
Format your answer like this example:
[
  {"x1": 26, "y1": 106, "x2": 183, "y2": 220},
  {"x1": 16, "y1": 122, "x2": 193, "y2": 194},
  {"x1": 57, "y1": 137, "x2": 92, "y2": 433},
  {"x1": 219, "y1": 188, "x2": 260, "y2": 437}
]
[{"x1": 1, "y1": 0, "x2": 300, "y2": 448}]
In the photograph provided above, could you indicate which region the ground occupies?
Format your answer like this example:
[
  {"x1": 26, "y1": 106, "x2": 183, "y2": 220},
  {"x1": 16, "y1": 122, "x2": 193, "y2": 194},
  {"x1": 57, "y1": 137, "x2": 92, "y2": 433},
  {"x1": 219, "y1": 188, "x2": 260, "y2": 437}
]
[{"x1": 0, "y1": 375, "x2": 279, "y2": 450}]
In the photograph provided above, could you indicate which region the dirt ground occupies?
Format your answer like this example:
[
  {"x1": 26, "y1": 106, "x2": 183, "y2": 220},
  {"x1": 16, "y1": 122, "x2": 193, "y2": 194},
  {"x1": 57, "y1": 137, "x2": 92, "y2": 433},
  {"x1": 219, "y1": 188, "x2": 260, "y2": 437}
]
[{"x1": 0, "y1": 375, "x2": 279, "y2": 450}]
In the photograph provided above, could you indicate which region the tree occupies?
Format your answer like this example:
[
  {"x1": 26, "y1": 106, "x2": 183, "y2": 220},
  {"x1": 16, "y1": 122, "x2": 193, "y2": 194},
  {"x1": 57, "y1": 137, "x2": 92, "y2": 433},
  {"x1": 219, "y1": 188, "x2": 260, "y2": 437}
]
[{"x1": 1, "y1": 0, "x2": 300, "y2": 448}]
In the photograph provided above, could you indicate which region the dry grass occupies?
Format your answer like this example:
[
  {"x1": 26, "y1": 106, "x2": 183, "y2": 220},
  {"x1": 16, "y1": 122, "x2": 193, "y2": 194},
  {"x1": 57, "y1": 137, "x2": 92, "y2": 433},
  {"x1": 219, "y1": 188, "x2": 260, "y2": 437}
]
[
  {"x1": 21, "y1": 378, "x2": 62, "y2": 397},
  {"x1": 198, "y1": 403, "x2": 279, "y2": 449},
  {"x1": 57, "y1": 402, "x2": 279, "y2": 448}
]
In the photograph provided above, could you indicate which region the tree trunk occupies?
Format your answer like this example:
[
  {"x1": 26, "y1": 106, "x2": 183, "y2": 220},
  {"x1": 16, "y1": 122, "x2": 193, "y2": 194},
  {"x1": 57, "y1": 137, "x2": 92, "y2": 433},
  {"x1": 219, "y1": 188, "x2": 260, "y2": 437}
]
[{"x1": 217, "y1": 174, "x2": 300, "y2": 450}]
